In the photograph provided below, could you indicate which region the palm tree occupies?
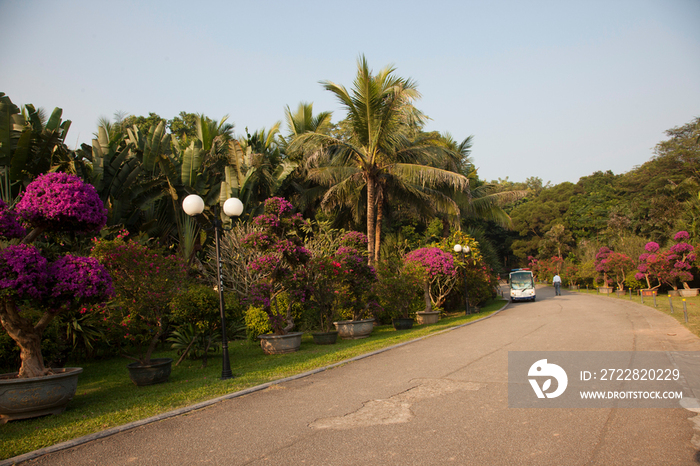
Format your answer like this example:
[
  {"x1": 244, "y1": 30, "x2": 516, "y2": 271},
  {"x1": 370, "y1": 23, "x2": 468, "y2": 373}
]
[
  {"x1": 282, "y1": 102, "x2": 333, "y2": 157},
  {"x1": 290, "y1": 56, "x2": 470, "y2": 264}
]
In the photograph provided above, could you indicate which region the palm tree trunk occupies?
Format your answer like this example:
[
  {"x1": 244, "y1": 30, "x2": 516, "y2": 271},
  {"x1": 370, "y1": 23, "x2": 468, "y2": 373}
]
[
  {"x1": 374, "y1": 189, "x2": 384, "y2": 264},
  {"x1": 366, "y1": 175, "x2": 377, "y2": 266}
]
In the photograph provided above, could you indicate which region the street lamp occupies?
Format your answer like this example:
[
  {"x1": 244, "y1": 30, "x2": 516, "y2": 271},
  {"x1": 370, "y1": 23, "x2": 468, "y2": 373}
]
[
  {"x1": 182, "y1": 194, "x2": 243, "y2": 380},
  {"x1": 453, "y1": 243, "x2": 471, "y2": 315}
]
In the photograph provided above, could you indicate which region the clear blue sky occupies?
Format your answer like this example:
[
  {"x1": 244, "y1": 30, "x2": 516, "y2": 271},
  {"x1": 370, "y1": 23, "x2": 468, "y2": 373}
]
[{"x1": 2, "y1": 0, "x2": 699, "y2": 185}]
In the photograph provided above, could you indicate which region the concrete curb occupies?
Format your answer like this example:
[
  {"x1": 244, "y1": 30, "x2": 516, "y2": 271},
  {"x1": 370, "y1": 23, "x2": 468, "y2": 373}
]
[{"x1": 2, "y1": 301, "x2": 510, "y2": 466}]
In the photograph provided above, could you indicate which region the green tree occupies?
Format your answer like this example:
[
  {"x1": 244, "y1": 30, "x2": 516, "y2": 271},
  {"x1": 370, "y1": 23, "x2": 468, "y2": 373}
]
[{"x1": 290, "y1": 56, "x2": 469, "y2": 264}]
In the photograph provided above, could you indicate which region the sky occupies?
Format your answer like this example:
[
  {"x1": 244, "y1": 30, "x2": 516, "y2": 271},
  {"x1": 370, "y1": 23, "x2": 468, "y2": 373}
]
[{"x1": 1, "y1": 0, "x2": 699, "y2": 185}]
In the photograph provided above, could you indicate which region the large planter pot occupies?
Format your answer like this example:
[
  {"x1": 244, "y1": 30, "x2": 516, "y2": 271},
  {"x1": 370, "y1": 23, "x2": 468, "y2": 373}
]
[
  {"x1": 679, "y1": 288, "x2": 699, "y2": 297},
  {"x1": 569, "y1": 285, "x2": 579, "y2": 290},
  {"x1": 416, "y1": 311, "x2": 440, "y2": 325},
  {"x1": 334, "y1": 319, "x2": 375, "y2": 340},
  {"x1": 598, "y1": 287, "x2": 613, "y2": 294},
  {"x1": 641, "y1": 289, "x2": 657, "y2": 297},
  {"x1": 392, "y1": 318, "x2": 414, "y2": 330},
  {"x1": 668, "y1": 290, "x2": 681, "y2": 297},
  {"x1": 127, "y1": 358, "x2": 173, "y2": 386},
  {"x1": 0, "y1": 367, "x2": 83, "y2": 423},
  {"x1": 259, "y1": 332, "x2": 303, "y2": 354},
  {"x1": 311, "y1": 331, "x2": 338, "y2": 345}
]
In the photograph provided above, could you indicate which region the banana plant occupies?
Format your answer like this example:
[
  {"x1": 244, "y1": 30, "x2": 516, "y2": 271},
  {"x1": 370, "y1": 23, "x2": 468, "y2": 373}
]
[{"x1": 0, "y1": 94, "x2": 74, "y2": 201}]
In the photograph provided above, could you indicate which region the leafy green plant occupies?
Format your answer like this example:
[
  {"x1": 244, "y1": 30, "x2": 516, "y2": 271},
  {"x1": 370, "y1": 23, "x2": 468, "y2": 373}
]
[
  {"x1": 244, "y1": 306, "x2": 272, "y2": 340},
  {"x1": 374, "y1": 259, "x2": 424, "y2": 319},
  {"x1": 167, "y1": 324, "x2": 220, "y2": 366}
]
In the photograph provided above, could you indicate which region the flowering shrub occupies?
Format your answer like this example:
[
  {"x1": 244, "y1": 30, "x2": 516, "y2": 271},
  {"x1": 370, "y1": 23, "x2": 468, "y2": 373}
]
[
  {"x1": 439, "y1": 232, "x2": 497, "y2": 308},
  {"x1": 0, "y1": 199, "x2": 26, "y2": 239},
  {"x1": 594, "y1": 247, "x2": 613, "y2": 286},
  {"x1": 0, "y1": 174, "x2": 112, "y2": 378},
  {"x1": 330, "y1": 239, "x2": 377, "y2": 321},
  {"x1": 405, "y1": 247, "x2": 457, "y2": 312},
  {"x1": 636, "y1": 232, "x2": 697, "y2": 291},
  {"x1": 16, "y1": 172, "x2": 107, "y2": 233},
  {"x1": 0, "y1": 244, "x2": 49, "y2": 300},
  {"x1": 48, "y1": 255, "x2": 114, "y2": 309},
  {"x1": 91, "y1": 235, "x2": 187, "y2": 364},
  {"x1": 306, "y1": 255, "x2": 345, "y2": 331},
  {"x1": 243, "y1": 197, "x2": 311, "y2": 335},
  {"x1": 595, "y1": 248, "x2": 634, "y2": 290}
]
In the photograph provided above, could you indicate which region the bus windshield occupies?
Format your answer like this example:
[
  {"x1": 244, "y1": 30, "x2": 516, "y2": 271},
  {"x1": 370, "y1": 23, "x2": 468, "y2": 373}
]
[{"x1": 510, "y1": 272, "x2": 534, "y2": 290}]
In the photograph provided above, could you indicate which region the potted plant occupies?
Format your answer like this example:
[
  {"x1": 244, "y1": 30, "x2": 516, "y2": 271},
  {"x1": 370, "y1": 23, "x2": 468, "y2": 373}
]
[
  {"x1": 636, "y1": 241, "x2": 664, "y2": 295},
  {"x1": 90, "y1": 232, "x2": 187, "y2": 385},
  {"x1": 670, "y1": 231, "x2": 698, "y2": 297},
  {"x1": 306, "y1": 255, "x2": 342, "y2": 344},
  {"x1": 0, "y1": 174, "x2": 114, "y2": 422},
  {"x1": 331, "y1": 232, "x2": 378, "y2": 340},
  {"x1": 375, "y1": 259, "x2": 424, "y2": 329},
  {"x1": 243, "y1": 198, "x2": 311, "y2": 353},
  {"x1": 404, "y1": 247, "x2": 457, "y2": 319}
]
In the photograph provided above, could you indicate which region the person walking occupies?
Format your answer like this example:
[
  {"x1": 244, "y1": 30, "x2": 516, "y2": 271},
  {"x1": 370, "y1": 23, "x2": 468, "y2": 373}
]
[{"x1": 553, "y1": 274, "x2": 562, "y2": 296}]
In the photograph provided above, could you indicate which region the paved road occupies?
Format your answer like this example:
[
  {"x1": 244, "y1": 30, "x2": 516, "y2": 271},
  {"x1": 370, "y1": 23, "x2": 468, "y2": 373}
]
[{"x1": 18, "y1": 286, "x2": 700, "y2": 465}]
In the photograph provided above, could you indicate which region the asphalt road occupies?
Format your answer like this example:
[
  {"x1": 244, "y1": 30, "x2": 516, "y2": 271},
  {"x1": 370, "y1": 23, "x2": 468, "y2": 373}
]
[{"x1": 16, "y1": 286, "x2": 700, "y2": 465}]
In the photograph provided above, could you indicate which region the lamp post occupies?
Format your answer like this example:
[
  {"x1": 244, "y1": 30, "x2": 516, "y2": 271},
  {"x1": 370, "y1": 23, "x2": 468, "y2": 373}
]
[
  {"x1": 453, "y1": 244, "x2": 471, "y2": 315},
  {"x1": 182, "y1": 194, "x2": 243, "y2": 380}
]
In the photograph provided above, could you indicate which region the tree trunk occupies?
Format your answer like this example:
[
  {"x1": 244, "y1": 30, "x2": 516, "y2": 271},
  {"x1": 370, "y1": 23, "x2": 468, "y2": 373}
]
[
  {"x1": 423, "y1": 281, "x2": 432, "y2": 313},
  {"x1": 0, "y1": 299, "x2": 50, "y2": 378},
  {"x1": 366, "y1": 175, "x2": 377, "y2": 266},
  {"x1": 374, "y1": 189, "x2": 383, "y2": 264}
]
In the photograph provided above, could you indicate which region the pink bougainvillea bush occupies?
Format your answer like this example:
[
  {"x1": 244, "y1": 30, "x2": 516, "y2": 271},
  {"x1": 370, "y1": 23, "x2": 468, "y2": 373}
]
[
  {"x1": 636, "y1": 232, "x2": 697, "y2": 291},
  {"x1": 405, "y1": 247, "x2": 457, "y2": 313},
  {"x1": 0, "y1": 175, "x2": 113, "y2": 379},
  {"x1": 595, "y1": 247, "x2": 634, "y2": 290}
]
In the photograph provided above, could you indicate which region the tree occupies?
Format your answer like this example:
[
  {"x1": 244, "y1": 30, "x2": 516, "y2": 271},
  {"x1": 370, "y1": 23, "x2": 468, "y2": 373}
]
[{"x1": 291, "y1": 56, "x2": 469, "y2": 264}]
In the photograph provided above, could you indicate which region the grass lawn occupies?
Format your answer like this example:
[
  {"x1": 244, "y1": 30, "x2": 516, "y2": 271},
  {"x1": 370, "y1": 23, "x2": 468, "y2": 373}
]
[
  {"x1": 1, "y1": 298, "x2": 506, "y2": 461},
  {"x1": 572, "y1": 288, "x2": 700, "y2": 338}
]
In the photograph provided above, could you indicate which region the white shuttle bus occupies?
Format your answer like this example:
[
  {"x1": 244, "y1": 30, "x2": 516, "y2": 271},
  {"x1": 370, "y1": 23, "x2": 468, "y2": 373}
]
[{"x1": 509, "y1": 269, "x2": 536, "y2": 302}]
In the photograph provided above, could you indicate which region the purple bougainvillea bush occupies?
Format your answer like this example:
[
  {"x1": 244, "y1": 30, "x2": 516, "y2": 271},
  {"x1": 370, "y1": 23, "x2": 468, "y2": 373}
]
[
  {"x1": 243, "y1": 197, "x2": 312, "y2": 335},
  {"x1": 16, "y1": 172, "x2": 107, "y2": 238},
  {"x1": 0, "y1": 175, "x2": 113, "y2": 379}
]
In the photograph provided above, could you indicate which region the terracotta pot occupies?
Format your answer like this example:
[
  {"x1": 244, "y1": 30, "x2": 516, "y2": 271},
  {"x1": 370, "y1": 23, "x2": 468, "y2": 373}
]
[
  {"x1": 258, "y1": 332, "x2": 303, "y2": 354},
  {"x1": 416, "y1": 311, "x2": 440, "y2": 325},
  {"x1": 0, "y1": 367, "x2": 82, "y2": 423},
  {"x1": 127, "y1": 358, "x2": 173, "y2": 386},
  {"x1": 333, "y1": 319, "x2": 375, "y2": 340},
  {"x1": 640, "y1": 289, "x2": 657, "y2": 297}
]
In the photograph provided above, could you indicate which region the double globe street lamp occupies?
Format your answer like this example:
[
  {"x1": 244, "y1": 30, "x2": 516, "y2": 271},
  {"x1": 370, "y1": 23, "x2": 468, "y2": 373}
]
[
  {"x1": 453, "y1": 243, "x2": 471, "y2": 315},
  {"x1": 182, "y1": 194, "x2": 244, "y2": 380}
]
